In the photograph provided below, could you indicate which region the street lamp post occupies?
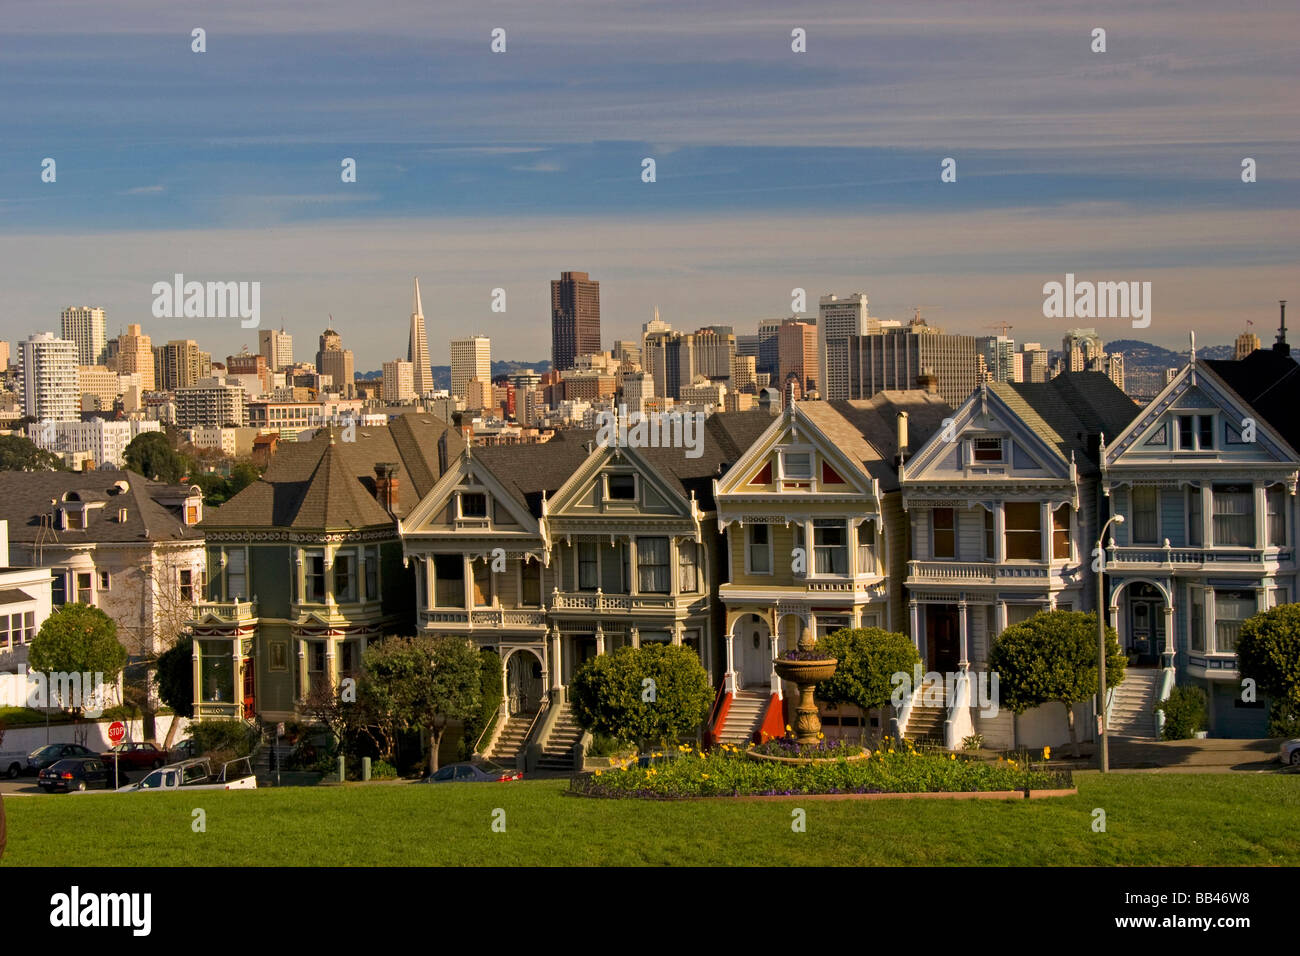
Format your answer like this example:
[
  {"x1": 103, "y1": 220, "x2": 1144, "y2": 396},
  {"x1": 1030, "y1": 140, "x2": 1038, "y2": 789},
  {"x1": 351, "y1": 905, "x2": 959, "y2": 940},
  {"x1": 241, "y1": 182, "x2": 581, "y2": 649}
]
[{"x1": 1096, "y1": 513, "x2": 1125, "y2": 773}]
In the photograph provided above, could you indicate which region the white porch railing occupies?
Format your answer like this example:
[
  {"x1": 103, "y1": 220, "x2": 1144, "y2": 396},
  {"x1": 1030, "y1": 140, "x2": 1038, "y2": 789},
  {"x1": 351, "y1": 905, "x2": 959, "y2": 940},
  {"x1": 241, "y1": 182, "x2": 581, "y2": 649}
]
[
  {"x1": 907, "y1": 561, "x2": 1050, "y2": 584},
  {"x1": 1107, "y1": 544, "x2": 1291, "y2": 568}
]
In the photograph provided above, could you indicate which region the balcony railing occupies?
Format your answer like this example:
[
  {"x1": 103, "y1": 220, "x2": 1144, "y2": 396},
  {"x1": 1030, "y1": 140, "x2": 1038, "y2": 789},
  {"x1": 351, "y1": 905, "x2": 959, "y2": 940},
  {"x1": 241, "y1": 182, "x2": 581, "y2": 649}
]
[
  {"x1": 1106, "y1": 545, "x2": 1292, "y2": 569},
  {"x1": 907, "y1": 561, "x2": 1051, "y2": 584},
  {"x1": 420, "y1": 608, "x2": 547, "y2": 629},
  {"x1": 551, "y1": 590, "x2": 678, "y2": 612},
  {"x1": 192, "y1": 600, "x2": 258, "y2": 623}
]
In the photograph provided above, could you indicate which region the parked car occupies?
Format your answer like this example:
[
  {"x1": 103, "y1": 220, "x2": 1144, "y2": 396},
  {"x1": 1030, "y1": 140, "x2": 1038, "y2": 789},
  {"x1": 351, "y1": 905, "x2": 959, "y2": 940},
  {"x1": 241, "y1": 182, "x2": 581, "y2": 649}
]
[
  {"x1": 38, "y1": 757, "x2": 113, "y2": 793},
  {"x1": 1, "y1": 752, "x2": 26, "y2": 779},
  {"x1": 421, "y1": 762, "x2": 522, "y2": 783},
  {"x1": 168, "y1": 739, "x2": 198, "y2": 761},
  {"x1": 26, "y1": 743, "x2": 97, "y2": 774},
  {"x1": 1280, "y1": 738, "x2": 1300, "y2": 766},
  {"x1": 101, "y1": 742, "x2": 169, "y2": 772},
  {"x1": 121, "y1": 757, "x2": 258, "y2": 792}
]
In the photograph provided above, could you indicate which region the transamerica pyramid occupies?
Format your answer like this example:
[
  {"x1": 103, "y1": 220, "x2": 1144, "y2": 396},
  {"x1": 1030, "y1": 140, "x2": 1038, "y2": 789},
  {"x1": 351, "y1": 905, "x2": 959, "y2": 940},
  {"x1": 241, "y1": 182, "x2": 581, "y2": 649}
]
[{"x1": 408, "y1": 277, "x2": 433, "y2": 396}]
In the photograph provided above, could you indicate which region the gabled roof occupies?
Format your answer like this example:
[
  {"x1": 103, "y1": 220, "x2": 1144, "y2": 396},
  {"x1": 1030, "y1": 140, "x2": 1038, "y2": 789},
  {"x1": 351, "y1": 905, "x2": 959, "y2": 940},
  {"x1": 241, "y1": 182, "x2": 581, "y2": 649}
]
[
  {"x1": 201, "y1": 412, "x2": 463, "y2": 532},
  {"x1": 1205, "y1": 349, "x2": 1300, "y2": 455},
  {"x1": 989, "y1": 372, "x2": 1139, "y2": 474},
  {"x1": 0, "y1": 470, "x2": 202, "y2": 544}
]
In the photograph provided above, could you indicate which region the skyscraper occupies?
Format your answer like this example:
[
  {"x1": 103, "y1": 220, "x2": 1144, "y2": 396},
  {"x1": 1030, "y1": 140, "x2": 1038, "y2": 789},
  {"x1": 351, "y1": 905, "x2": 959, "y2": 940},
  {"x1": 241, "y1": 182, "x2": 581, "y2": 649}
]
[
  {"x1": 316, "y1": 326, "x2": 356, "y2": 397},
  {"x1": 818, "y1": 293, "x2": 875, "y2": 399},
  {"x1": 778, "y1": 317, "x2": 818, "y2": 396},
  {"x1": 60, "y1": 306, "x2": 107, "y2": 366},
  {"x1": 551, "y1": 271, "x2": 601, "y2": 372},
  {"x1": 450, "y1": 335, "x2": 491, "y2": 399},
  {"x1": 382, "y1": 359, "x2": 415, "y2": 402},
  {"x1": 756, "y1": 318, "x2": 784, "y2": 378},
  {"x1": 1234, "y1": 328, "x2": 1261, "y2": 360},
  {"x1": 155, "y1": 339, "x2": 204, "y2": 391},
  {"x1": 845, "y1": 324, "x2": 980, "y2": 407},
  {"x1": 981, "y1": 335, "x2": 1016, "y2": 383},
  {"x1": 116, "y1": 323, "x2": 155, "y2": 391},
  {"x1": 259, "y1": 326, "x2": 294, "y2": 372},
  {"x1": 19, "y1": 333, "x2": 80, "y2": 421},
  {"x1": 408, "y1": 278, "x2": 433, "y2": 397}
]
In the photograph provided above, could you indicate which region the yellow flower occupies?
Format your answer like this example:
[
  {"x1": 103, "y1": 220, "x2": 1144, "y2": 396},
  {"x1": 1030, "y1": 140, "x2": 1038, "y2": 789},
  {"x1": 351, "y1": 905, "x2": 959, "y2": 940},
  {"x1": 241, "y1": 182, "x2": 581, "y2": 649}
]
[
  {"x1": 1043, "y1": 746, "x2": 1051, "y2": 760},
  {"x1": 785, "y1": 725, "x2": 792, "y2": 732},
  {"x1": 594, "y1": 769, "x2": 602, "y2": 776},
  {"x1": 701, "y1": 773, "x2": 709, "y2": 779},
  {"x1": 949, "y1": 753, "x2": 956, "y2": 760},
  {"x1": 817, "y1": 732, "x2": 824, "y2": 740}
]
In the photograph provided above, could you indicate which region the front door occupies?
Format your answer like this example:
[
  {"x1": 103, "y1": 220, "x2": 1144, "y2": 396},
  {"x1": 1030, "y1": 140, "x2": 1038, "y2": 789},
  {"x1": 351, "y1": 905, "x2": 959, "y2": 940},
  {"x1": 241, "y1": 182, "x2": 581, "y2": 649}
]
[
  {"x1": 506, "y1": 651, "x2": 543, "y2": 715},
  {"x1": 1127, "y1": 583, "x2": 1165, "y2": 665},
  {"x1": 740, "y1": 615, "x2": 772, "y2": 689},
  {"x1": 241, "y1": 657, "x2": 255, "y2": 719},
  {"x1": 925, "y1": 606, "x2": 960, "y2": 672}
]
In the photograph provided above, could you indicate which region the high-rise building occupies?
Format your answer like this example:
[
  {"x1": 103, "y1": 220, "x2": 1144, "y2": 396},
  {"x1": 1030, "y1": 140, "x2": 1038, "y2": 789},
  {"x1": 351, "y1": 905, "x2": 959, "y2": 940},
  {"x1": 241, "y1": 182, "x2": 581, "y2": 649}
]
[
  {"x1": 1106, "y1": 352, "x2": 1126, "y2": 392},
  {"x1": 0, "y1": 341, "x2": 10, "y2": 370},
  {"x1": 1235, "y1": 329, "x2": 1262, "y2": 360},
  {"x1": 1021, "y1": 342, "x2": 1050, "y2": 384},
  {"x1": 692, "y1": 327, "x2": 736, "y2": 381},
  {"x1": 154, "y1": 339, "x2": 204, "y2": 391},
  {"x1": 757, "y1": 319, "x2": 784, "y2": 378},
  {"x1": 60, "y1": 306, "x2": 107, "y2": 366},
  {"x1": 18, "y1": 333, "x2": 80, "y2": 422},
  {"x1": 613, "y1": 340, "x2": 642, "y2": 368},
  {"x1": 450, "y1": 335, "x2": 491, "y2": 399},
  {"x1": 982, "y1": 335, "x2": 1016, "y2": 383},
  {"x1": 550, "y1": 271, "x2": 601, "y2": 372},
  {"x1": 116, "y1": 324, "x2": 155, "y2": 391},
  {"x1": 818, "y1": 293, "x2": 876, "y2": 400},
  {"x1": 731, "y1": 354, "x2": 757, "y2": 392},
  {"x1": 382, "y1": 359, "x2": 415, "y2": 403},
  {"x1": 175, "y1": 378, "x2": 248, "y2": 428},
  {"x1": 259, "y1": 326, "x2": 294, "y2": 371},
  {"x1": 1062, "y1": 328, "x2": 1104, "y2": 372},
  {"x1": 778, "y1": 318, "x2": 818, "y2": 397},
  {"x1": 845, "y1": 323, "x2": 980, "y2": 407},
  {"x1": 642, "y1": 326, "x2": 693, "y2": 401},
  {"x1": 316, "y1": 327, "x2": 355, "y2": 397},
  {"x1": 408, "y1": 278, "x2": 433, "y2": 397}
]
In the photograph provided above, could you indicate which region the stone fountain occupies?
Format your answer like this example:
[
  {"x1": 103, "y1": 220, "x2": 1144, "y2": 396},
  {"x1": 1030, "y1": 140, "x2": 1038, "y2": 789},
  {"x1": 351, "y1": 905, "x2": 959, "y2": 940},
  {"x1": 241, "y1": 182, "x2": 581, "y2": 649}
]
[{"x1": 772, "y1": 627, "x2": 838, "y2": 745}]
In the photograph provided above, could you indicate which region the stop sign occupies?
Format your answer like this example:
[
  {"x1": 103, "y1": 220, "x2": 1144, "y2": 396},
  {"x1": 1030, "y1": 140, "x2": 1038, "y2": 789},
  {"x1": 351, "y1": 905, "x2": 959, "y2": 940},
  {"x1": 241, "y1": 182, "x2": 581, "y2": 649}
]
[{"x1": 108, "y1": 721, "x2": 126, "y2": 745}]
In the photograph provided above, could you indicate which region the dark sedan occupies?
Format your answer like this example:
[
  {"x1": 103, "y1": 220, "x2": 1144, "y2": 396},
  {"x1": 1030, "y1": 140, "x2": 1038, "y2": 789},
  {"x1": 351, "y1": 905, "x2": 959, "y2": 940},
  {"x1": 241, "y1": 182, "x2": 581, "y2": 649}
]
[
  {"x1": 101, "y1": 742, "x2": 169, "y2": 771},
  {"x1": 421, "y1": 762, "x2": 522, "y2": 783},
  {"x1": 38, "y1": 758, "x2": 113, "y2": 793},
  {"x1": 26, "y1": 743, "x2": 97, "y2": 774}
]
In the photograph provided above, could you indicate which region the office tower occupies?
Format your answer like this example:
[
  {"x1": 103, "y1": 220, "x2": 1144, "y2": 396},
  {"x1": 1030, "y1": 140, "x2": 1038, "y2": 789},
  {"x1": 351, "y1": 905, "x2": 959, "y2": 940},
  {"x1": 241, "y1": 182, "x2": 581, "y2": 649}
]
[
  {"x1": 642, "y1": 307, "x2": 670, "y2": 337},
  {"x1": 1165, "y1": 367, "x2": 1179, "y2": 385},
  {"x1": 613, "y1": 340, "x2": 642, "y2": 368},
  {"x1": 1062, "y1": 328, "x2": 1103, "y2": 372},
  {"x1": 818, "y1": 293, "x2": 876, "y2": 400},
  {"x1": 1235, "y1": 329, "x2": 1261, "y2": 361},
  {"x1": 60, "y1": 306, "x2": 107, "y2": 366},
  {"x1": 382, "y1": 359, "x2": 415, "y2": 403},
  {"x1": 692, "y1": 327, "x2": 736, "y2": 381},
  {"x1": 259, "y1": 326, "x2": 294, "y2": 371},
  {"x1": 450, "y1": 335, "x2": 491, "y2": 399},
  {"x1": 642, "y1": 327, "x2": 693, "y2": 401},
  {"x1": 1106, "y1": 352, "x2": 1126, "y2": 392},
  {"x1": 78, "y1": 366, "x2": 123, "y2": 411},
  {"x1": 757, "y1": 318, "x2": 784, "y2": 378},
  {"x1": 731, "y1": 354, "x2": 757, "y2": 392},
  {"x1": 508, "y1": 370, "x2": 542, "y2": 391},
  {"x1": 155, "y1": 339, "x2": 204, "y2": 391},
  {"x1": 18, "y1": 333, "x2": 80, "y2": 421},
  {"x1": 550, "y1": 271, "x2": 601, "y2": 372},
  {"x1": 0, "y1": 340, "x2": 9, "y2": 370},
  {"x1": 407, "y1": 278, "x2": 434, "y2": 397},
  {"x1": 620, "y1": 370, "x2": 655, "y2": 416},
  {"x1": 735, "y1": 333, "x2": 759, "y2": 359},
  {"x1": 845, "y1": 323, "x2": 981, "y2": 407},
  {"x1": 778, "y1": 318, "x2": 818, "y2": 396},
  {"x1": 1021, "y1": 342, "x2": 1050, "y2": 384},
  {"x1": 316, "y1": 327, "x2": 356, "y2": 397},
  {"x1": 175, "y1": 378, "x2": 249, "y2": 428},
  {"x1": 982, "y1": 335, "x2": 1016, "y2": 383},
  {"x1": 116, "y1": 324, "x2": 155, "y2": 391}
]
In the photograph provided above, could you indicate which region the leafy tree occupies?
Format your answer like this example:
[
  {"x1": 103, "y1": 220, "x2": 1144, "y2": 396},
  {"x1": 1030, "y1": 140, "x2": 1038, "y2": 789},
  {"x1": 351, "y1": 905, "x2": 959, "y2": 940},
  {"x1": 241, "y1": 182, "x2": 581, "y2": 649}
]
[
  {"x1": 155, "y1": 635, "x2": 195, "y2": 722},
  {"x1": 570, "y1": 643, "x2": 713, "y2": 750},
  {"x1": 460, "y1": 650, "x2": 503, "y2": 759},
  {"x1": 988, "y1": 610, "x2": 1125, "y2": 757},
  {"x1": 28, "y1": 603, "x2": 128, "y2": 720},
  {"x1": 361, "y1": 636, "x2": 482, "y2": 774},
  {"x1": 0, "y1": 434, "x2": 65, "y2": 472},
  {"x1": 123, "y1": 431, "x2": 187, "y2": 483},
  {"x1": 1236, "y1": 604, "x2": 1300, "y2": 735},
  {"x1": 228, "y1": 461, "x2": 261, "y2": 496},
  {"x1": 815, "y1": 627, "x2": 921, "y2": 722}
]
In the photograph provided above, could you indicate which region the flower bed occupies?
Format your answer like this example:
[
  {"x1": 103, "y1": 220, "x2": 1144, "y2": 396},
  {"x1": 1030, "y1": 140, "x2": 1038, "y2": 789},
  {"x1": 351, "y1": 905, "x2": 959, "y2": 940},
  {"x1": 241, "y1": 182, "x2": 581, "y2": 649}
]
[
  {"x1": 570, "y1": 743, "x2": 1071, "y2": 799},
  {"x1": 748, "y1": 733, "x2": 868, "y2": 763}
]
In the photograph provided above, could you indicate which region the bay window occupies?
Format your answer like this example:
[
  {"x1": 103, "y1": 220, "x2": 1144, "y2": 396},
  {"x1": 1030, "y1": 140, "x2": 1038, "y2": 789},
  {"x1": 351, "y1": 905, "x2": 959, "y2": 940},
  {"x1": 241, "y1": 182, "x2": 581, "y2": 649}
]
[
  {"x1": 932, "y1": 508, "x2": 956, "y2": 559},
  {"x1": 333, "y1": 551, "x2": 357, "y2": 603},
  {"x1": 1131, "y1": 486, "x2": 1158, "y2": 545},
  {"x1": 746, "y1": 524, "x2": 771, "y2": 574},
  {"x1": 433, "y1": 554, "x2": 465, "y2": 607},
  {"x1": 1188, "y1": 487, "x2": 1203, "y2": 546},
  {"x1": 856, "y1": 519, "x2": 875, "y2": 573},
  {"x1": 227, "y1": 548, "x2": 247, "y2": 600},
  {"x1": 303, "y1": 550, "x2": 326, "y2": 603},
  {"x1": 813, "y1": 519, "x2": 848, "y2": 575},
  {"x1": 678, "y1": 541, "x2": 698, "y2": 593},
  {"x1": 1212, "y1": 484, "x2": 1254, "y2": 546},
  {"x1": 1213, "y1": 590, "x2": 1255, "y2": 654},
  {"x1": 637, "y1": 537, "x2": 671, "y2": 593},
  {"x1": 1267, "y1": 484, "x2": 1287, "y2": 546},
  {"x1": 1004, "y1": 502, "x2": 1041, "y2": 560},
  {"x1": 1052, "y1": 504, "x2": 1072, "y2": 559},
  {"x1": 577, "y1": 540, "x2": 599, "y2": 591}
]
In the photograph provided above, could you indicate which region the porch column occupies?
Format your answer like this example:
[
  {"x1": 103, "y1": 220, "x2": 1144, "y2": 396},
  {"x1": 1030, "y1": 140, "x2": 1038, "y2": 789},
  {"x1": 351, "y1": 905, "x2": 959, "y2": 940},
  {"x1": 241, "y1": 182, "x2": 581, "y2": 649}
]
[
  {"x1": 672, "y1": 621, "x2": 683, "y2": 645},
  {"x1": 627, "y1": 537, "x2": 638, "y2": 595},
  {"x1": 296, "y1": 639, "x2": 308, "y2": 704},
  {"x1": 1162, "y1": 604, "x2": 1175, "y2": 668},
  {"x1": 724, "y1": 625, "x2": 736, "y2": 693},
  {"x1": 995, "y1": 601, "x2": 1007, "y2": 638},
  {"x1": 231, "y1": 641, "x2": 242, "y2": 713},
  {"x1": 325, "y1": 639, "x2": 337, "y2": 693},
  {"x1": 993, "y1": 504, "x2": 1005, "y2": 563},
  {"x1": 1254, "y1": 482, "x2": 1267, "y2": 550},
  {"x1": 909, "y1": 601, "x2": 921, "y2": 657},
  {"x1": 595, "y1": 625, "x2": 605, "y2": 656},
  {"x1": 549, "y1": 628, "x2": 562, "y2": 693},
  {"x1": 957, "y1": 600, "x2": 970, "y2": 671},
  {"x1": 1040, "y1": 501, "x2": 1052, "y2": 564},
  {"x1": 630, "y1": 625, "x2": 640, "y2": 649},
  {"x1": 191, "y1": 638, "x2": 201, "y2": 715}
]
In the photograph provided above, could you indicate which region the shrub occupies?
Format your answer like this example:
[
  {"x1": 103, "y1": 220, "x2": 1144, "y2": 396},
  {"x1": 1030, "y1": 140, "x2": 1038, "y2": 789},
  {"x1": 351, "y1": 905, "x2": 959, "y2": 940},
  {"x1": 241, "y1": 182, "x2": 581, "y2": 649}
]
[
  {"x1": 1157, "y1": 686, "x2": 1208, "y2": 740},
  {"x1": 1267, "y1": 701, "x2": 1300, "y2": 739},
  {"x1": 1237, "y1": 604, "x2": 1300, "y2": 716},
  {"x1": 962, "y1": 733, "x2": 984, "y2": 751},
  {"x1": 189, "y1": 719, "x2": 258, "y2": 759},
  {"x1": 814, "y1": 627, "x2": 921, "y2": 714},
  {"x1": 570, "y1": 643, "x2": 713, "y2": 749},
  {"x1": 369, "y1": 759, "x2": 398, "y2": 780},
  {"x1": 587, "y1": 732, "x2": 635, "y2": 757}
]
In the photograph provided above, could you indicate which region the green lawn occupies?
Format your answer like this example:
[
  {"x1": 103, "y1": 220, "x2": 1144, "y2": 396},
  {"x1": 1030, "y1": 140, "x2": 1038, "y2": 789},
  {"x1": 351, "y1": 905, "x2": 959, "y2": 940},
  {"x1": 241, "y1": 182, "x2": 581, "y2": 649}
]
[{"x1": 3, "y1": 773, "x2": 1296, "y2": 866}]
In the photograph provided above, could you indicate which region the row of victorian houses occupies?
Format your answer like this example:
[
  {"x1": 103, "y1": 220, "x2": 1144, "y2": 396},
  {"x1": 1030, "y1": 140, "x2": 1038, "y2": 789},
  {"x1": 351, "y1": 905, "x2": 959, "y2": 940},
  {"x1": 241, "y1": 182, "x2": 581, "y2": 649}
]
[{"x1": 2, "y1": 340, "x2": 1296, "y2": 761}]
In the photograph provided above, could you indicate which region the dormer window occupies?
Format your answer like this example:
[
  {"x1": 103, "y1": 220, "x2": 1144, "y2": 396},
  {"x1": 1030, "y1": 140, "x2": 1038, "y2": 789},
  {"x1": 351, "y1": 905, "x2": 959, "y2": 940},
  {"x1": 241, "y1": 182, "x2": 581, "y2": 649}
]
[
  {"x1": 64, "y1": 508, "x2": 85, "y2": 530},
  {"x1": 972, "y1": 437, "x2": 1004, "y2": 463},
  {"x1": 459, "y1": 493, "x2": 487, "y2": 518},
  {"x1": 607, "y1": 473, "x2": 636, "y2": 501},
  {"x1": 781, "y1": 451, "x2": 813, "y2": 479},
  {"x1": 1176, "y1": 414, "x2": 1215, "y2": 451}
]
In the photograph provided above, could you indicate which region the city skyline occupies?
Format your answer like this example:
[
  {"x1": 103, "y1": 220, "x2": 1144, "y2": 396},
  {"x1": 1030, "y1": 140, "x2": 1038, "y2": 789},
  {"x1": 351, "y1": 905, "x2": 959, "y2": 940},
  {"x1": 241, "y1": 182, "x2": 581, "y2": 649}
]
[{"x1": 2, "y1": 0, "x2": 1296, "y2": 367}]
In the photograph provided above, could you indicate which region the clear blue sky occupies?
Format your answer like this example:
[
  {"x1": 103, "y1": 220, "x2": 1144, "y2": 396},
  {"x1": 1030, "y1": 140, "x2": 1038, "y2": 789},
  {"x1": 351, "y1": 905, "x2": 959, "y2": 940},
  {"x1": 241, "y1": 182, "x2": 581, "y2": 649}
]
[{"x1": 2, "y1": 0, "x2": 1297, "y2": 369}]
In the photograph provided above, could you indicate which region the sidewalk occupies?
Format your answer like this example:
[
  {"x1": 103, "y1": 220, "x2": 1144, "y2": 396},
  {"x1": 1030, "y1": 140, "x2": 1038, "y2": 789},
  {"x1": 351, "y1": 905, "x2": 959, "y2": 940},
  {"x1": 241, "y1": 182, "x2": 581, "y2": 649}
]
[{"x1": 1057, "y1": 736, "x2": 1287, "y2": 774}]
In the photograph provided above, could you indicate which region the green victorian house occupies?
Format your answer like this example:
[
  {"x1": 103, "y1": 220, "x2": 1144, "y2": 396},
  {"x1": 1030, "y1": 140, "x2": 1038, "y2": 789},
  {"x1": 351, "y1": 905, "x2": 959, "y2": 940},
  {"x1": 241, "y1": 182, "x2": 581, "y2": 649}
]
[{"x1": 189, "y1": 414, "x2": 463, "y2": 721}]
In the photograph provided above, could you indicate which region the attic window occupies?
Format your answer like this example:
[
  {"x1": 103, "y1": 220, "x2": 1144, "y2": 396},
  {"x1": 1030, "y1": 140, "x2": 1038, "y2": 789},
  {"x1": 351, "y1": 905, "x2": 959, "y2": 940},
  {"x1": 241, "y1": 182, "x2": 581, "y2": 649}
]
[
  {"x1": 782, "y1": 451, "x2": 812, "y2": 479},
  {"x1": 607, "y1": 474, "x2": 636, "y2": 500},
  {"x1": 460, "y1": 493, "x2": 488, "y2": 518},
  {"x1": 972, "y1": 438, "x2": 1004, "y2": 462},
  {"x1": 64, "y1": 508, "x2": 85, "y2": 530}
]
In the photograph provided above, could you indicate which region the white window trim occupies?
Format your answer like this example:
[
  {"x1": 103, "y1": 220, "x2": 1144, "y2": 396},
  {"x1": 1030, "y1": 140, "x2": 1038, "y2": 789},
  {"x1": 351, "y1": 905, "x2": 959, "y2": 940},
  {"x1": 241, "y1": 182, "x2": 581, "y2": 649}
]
[
  {"x1": 807, "y1": 517, "x2": 852, "y2": 579},
  {"x1": 777, "y1": 446, "x2": 815, "y2": 481},
  {"x1": 744, "y1": 523, "x2": 775, "y2": 576},
  {"x1": 603, "y1": 472, "x2": 639, "y2": 505}
]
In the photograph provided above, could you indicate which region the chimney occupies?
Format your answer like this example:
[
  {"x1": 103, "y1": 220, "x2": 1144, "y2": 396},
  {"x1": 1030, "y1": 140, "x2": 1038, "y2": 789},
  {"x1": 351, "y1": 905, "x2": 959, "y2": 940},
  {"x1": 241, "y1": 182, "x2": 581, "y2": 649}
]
[
  {"x1": 916, "y1": 368, "x2": 939, "y2": 395},
  {"x1": 1274, "y1": 299, "x2": 1290, "y2": 356},
  {"x1": 373, "y1": 463, "x2": 401, "y2": 515},
  {"x1": 896, "y1": 411, "x2": 910, "y2": 463}
]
